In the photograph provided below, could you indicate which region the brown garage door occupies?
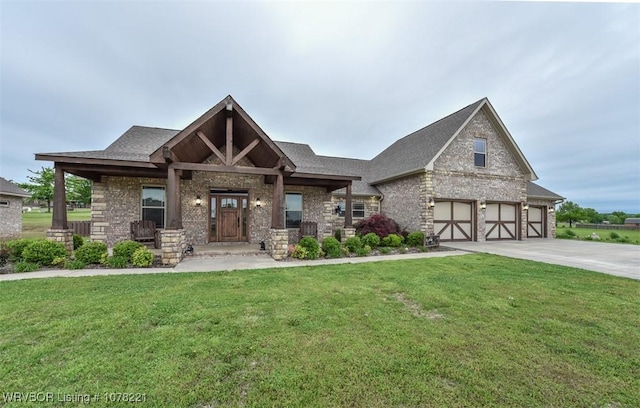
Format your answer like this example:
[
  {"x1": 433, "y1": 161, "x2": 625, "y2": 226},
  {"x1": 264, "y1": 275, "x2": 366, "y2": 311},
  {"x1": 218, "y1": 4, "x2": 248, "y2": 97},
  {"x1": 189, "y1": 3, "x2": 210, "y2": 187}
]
[
  {"x1": 486, "y1": 203, "x2": 518, "y2": 240},
  {"x1": 434, "y1": 201, "x2": 473, "y2": 241},
  {"x1": 527, "y1": 206, "x2": 545, "y2": 238}
]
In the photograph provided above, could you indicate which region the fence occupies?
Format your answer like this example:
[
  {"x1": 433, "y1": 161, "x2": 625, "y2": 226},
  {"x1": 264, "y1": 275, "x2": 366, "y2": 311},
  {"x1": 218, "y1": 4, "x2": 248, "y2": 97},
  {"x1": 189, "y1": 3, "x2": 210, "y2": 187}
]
[
  {"x1": 68, "y1": 221, "x2": 91, "y2": 236},
  {"x1": 574, "y1": 223, "x2": 640, "y2": 231}
]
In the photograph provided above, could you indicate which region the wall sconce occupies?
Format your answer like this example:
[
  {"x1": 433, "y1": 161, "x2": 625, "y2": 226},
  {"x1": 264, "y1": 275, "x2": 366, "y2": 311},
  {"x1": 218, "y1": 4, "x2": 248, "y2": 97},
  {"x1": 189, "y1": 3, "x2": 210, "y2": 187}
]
[
  {"x1": 428, "y1": 198, "x2": 435, "y2": 208},
  {"x1": 480, "y1": 201, "x2": 487, "y2": 210},
  {"x1": 195, "y1": 195, "x2": 202, "y2": 206},
  {"x1": 334, "y1": 205, "x2": 341, "y2": 215},
  {"x1": 548, "y1": 207, "x2": 555, "y2": 213},
  {"x1": 256, "y1": 198, "x2": 261, "y2": 208},
  {"x1": 523, "y1": 202, "x2": 529, "y2": 211}
]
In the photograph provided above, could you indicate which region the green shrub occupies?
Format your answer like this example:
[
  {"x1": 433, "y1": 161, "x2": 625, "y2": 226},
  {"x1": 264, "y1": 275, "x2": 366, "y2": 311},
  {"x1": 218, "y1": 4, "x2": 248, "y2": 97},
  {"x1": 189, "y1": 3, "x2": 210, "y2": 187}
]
[
  {"x1": 321, "y1": 237, "x2": 342, "y2": 258},
  {"x1": 344, "y1": 236, "x2": 363, "y2": 253},
  {"x1": 22, "y1": 240, "x2": 67, "y2": 266},
  {"x1": 5, "y1": 239, "x2": 33, "y2": 262},
  {"x1": 74, "y1": 241, "x2": 108, "y2": 264},
  {"x1": 291, "y1": 245, "x2": 309, "y2": 260},
  {"x1": 361, "y1": 233, "x2": 381, "y2": 248},
  {"x1": 13, "y1": 261, "x2": 40, "y2": 273},
  {"x1": 565, "y1": 229, "x2": 576, "y2": 237},
  {"x1": 105, "y1": 255, "x2": 129, "y2": 268},
  {"x1": 64, "y1": 259, "x2": 86, "y2": 270},
  {"x1": 406, "y1": 232, "x2": 424, "y2": 247},
  {"x1": 73, "y1": 234, "x2": 84, "y2": 250},
  {"x1": 0, "y1": 244, "x2": 9, "y2": 267},
  {"x1": 132, "y1": 248, "x2": 154, "y2": 267},
  {"x1": 113, "y1": 240, "x2": 145, "y2": 262},
  {"x1": 381, "y1": 233, "x2": 403, "y2": 247},
  {"x1": 609, "y1": 231, "x2": 620, "y2": 240},
  {"x1": 334, "y1": 229, "x2": 342, "y2": 242},
  {"x1": 298, "y1": 237, "x2": 320, "y2": 260},
  {"x1": 356, "y1": 245, "x2": 371, "y2": 257},
  {"x1": 379, "y1": 247, "x2": 392, "y2": 255}
]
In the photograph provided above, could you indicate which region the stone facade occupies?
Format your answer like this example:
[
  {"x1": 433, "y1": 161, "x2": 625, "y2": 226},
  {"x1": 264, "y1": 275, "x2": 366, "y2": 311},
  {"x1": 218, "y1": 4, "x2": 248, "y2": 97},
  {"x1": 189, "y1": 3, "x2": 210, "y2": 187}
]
[
  {"x1": 0, "y1": 195, "x2": 24, "y2": 240},
  {"x1": 329, "y1": 195, "x2": 380, "y2": 232},
  {"x1": 160, "y1": 229, "x2": 186, "y2": 265},
  {"x1": 376, "y1": 175, "x2": 425, "y2": 233},
  {"x1": 46, "y1": 229, "x2": 74, "y2": 254},
  {"x1": 269, "y1": 228, "x2": 289, "y2": 260}
]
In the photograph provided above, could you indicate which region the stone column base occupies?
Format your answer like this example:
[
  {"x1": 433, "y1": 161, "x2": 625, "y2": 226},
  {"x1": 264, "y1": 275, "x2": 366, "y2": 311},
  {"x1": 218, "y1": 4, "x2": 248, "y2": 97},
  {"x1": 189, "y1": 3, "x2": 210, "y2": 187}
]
[
  {"x1": 46, "y1": 229, "x2": 74, "y2": 254},
  {"x1": 160, "y1": 229, "x2": 186, "y2": 266},
  {"x1": 343, "y1": 227, "x2": 356, "y2": 241},
  {"x1": 269, "y1": 228, "x2": 289, "y2": 260}
]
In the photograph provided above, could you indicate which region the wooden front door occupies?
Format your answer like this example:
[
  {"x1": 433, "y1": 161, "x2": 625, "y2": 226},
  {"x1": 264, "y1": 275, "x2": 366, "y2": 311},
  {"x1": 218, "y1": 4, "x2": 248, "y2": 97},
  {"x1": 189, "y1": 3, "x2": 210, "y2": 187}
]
[{"x1": 219, "y1": 196, "x2": 241, "y2": 241}]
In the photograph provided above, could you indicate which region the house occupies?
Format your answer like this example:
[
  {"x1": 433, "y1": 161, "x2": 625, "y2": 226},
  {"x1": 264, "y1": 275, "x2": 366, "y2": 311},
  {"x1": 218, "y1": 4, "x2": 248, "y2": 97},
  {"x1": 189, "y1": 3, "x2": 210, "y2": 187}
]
[
  {"x1": 35, "y1": 96, "x2": 564, "y2": 264},
  {"x1": 0, "y1": 177, "x2": 30, "y2": 240},
  {"x1": 624, "y1": 218, "x2": 640, "y2": 228}
]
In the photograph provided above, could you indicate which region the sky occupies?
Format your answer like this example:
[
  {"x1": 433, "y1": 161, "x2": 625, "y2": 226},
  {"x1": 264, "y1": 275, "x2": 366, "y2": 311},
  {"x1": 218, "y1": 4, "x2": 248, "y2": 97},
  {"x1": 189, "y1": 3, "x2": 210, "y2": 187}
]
[{"x1": 1, "y1": 1, "x2": 638, "y2": 213}]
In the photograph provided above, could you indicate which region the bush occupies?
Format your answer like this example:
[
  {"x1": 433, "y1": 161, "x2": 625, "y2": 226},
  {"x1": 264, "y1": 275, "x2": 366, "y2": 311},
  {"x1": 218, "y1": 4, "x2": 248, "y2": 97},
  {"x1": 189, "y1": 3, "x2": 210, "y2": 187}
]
[
  {"x1": 379, "y1": 247, "x2": 392, "y2": 255},
  {"x1": 361, "y1": 232, "x2": 381, "y2": 248},
  {"x1": 356, "y1": 245, "x2": 371, "y2": 257},
  {"x1": 0, "y1": 244, "x2": 9, "y2": 267},
  {"x1": 344, "y1": 236, "x2": 363, "y2": 253},
  {"x1": 105, "y1": 255, "x2": 129, "y2": 268},
  {"x1": 354, "y1": 214, "x2": 402, "y2": 239},
  {"x1": 406, "y1": 232, "x2": 424, "y2": 247},
  {"x1": 297, "y1": 237, "x2": 320, "y2": 260},
  {"x1": 609, "y1": 231, "x2": 620, "y2": 240},
  {"x1": 22, "y1": 240, "x2": 67, "y2": 266},
  {"x1": 565, "y1": 229, "x2": 576, "y2": 237},
  {"x1": 74, "y1": 241, "x2": 108, "y2": 264},
  {"x1": 73, "y1": 234, "x2": 84, "y2": 250},
  {"x1": 381, "y1": 233, "x2": 403, "y2": 247},
  {"x1": 13, "y1": 261, "x2": 40, "y2": 273},
  {"x1": 113, "y1": 240, "x2": 145, "y2": 262},
  {"x1": 291, "y1": 245, "x2": 309, "y2": 260},
  {"x1": 321, "y1": 237, "x2": 342, "y2": 258},
  {"x1": 64, "y1": 259, "x2": 86, "y2": 270},
  {"x1": 334, "y1": 229, "x2": 342, "y2": 242},
  {"x1": 4, "y1": 239, "x2": 33, "y2": 262},
  {"x1": 132, "y1": 248, "x2": 154, "y2": 267}
]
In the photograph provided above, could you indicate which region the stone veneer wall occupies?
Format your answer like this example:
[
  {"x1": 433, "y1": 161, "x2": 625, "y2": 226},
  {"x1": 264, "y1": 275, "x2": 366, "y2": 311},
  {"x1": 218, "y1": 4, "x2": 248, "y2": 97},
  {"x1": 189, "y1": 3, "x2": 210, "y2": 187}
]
[
  {"x1": 0, "y1": 195, "x2": 24, "y2": 240},
  {"x1": 46, "y1": 229, "x2": 74, "y2": 254},
  {"x1": 286, "y1": 185, "x2": 332, "y2": 244},
  {"x1": 328, "y1": 195, "x2": 380, "y2": 233},
  {"x1": 376, "y1": 175, "x2": 425, "y2": 233}
]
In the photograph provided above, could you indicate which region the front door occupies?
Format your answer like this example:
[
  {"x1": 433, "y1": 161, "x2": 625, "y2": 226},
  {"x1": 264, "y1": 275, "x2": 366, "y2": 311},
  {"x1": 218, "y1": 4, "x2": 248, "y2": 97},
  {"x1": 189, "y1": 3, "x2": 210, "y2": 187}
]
[
  {"x1": 219, "y1": 197, "x2": 240, "y2": 241},
  {"x1": 209, "y1": 191, "x2": 249, "y2": 242}
]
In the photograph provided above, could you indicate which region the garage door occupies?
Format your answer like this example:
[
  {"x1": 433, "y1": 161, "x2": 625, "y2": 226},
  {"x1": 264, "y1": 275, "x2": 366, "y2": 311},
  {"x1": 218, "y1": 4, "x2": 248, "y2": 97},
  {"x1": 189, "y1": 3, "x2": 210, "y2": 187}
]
[
  {"x1": 434, "y1": 201, "x2": 473, "y2": 241},
  {"x1": 527, "y1": 206, "x2": 545, "y2": 238},
  {"x1": 486, "y1": 203, "x2": 518, "y2": 240}
]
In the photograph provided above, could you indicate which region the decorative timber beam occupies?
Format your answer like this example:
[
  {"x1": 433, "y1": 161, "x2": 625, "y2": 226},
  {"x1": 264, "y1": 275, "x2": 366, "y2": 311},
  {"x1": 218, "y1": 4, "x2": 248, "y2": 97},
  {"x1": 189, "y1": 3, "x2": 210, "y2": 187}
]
[
  {"x1": 344, "y1": 183, "x2": 353, "y2": 228},
  {"x1": 163, "y1": 146, "x2": 179, "y2": 163},
  {"x1": 272, "y1": 171, "x2": 285, "y2": 229},
  {"x1": 165, "y1": 166, "x2": 183, "y2": 230},
  {"x1": 225, "y1": 101, "x2": 233, "y2": 165},
  {"x1": 196, "y1": 131, "x2": 226, "y2": 163},
  {"x1": 232, "y1": 138, "x2": 260, "y2": 165},
  {"x1": 171, "y1": 162, "x2": 282, "y2": 176}
]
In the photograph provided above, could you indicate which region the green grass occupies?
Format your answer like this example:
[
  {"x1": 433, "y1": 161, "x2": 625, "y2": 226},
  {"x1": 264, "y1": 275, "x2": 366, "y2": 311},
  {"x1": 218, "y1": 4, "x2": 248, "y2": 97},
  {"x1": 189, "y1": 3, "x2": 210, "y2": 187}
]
[
  {"x1": 21, "y1": 209, "x2": 91, "y2": 239},
  {"x1": 557, "y1": 226, "x2": 640, "y2": 245},
  {"x1": 1, "y1": 255, "x2": 639, "y2": 407}
]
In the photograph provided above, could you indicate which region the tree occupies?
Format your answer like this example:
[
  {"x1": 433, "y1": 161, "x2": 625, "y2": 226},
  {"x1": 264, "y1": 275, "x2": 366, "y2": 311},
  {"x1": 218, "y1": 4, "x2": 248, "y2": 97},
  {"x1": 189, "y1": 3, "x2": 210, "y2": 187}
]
[
  {"x1": 556, "y1": 201, "x2": 584, "y2": 228},
  {"x1": 582, "y1": 207, "x2": 603, "y2": 224},
  {"x1": 66, "y1": 175, "x2": 92, "y2": 207},
  {"x1": 609, "y1": 211, "x2": 628, "y2": 225},
  {"x1": 18, "y1": 167, "x2": 55, "y2": 212}
]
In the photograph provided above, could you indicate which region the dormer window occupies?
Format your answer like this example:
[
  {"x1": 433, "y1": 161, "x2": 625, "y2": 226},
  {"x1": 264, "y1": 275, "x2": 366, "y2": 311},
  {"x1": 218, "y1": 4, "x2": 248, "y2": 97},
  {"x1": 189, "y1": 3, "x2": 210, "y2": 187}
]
[{"x1": 474, "y1": 138, "x2": 486, "y2": 167}]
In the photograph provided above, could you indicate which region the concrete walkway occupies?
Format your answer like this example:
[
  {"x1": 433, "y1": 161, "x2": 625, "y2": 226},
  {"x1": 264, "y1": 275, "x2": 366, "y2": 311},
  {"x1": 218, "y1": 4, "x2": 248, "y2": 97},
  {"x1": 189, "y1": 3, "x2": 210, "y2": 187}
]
[
  {"x1": 0, "y1": 250, "x2": 465, "y2": 282},
  {"x1": 445, "y1": 239, "x2": 640, "y2": 280}
]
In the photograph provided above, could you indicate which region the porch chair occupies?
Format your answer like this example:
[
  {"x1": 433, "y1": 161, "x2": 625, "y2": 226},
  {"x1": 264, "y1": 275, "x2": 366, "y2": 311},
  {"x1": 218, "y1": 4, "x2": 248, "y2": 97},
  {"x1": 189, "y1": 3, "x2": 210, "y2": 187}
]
[{"x1": 130, "y1": 220, "x2": 160, "y2": 248}]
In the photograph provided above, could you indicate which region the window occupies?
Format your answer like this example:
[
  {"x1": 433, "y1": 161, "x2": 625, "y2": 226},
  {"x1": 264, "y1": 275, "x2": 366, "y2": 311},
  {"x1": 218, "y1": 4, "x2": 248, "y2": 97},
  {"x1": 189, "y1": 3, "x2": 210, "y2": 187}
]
[
  {"x1": 337, "y1": 201, "x2": 366, "y2": 218},
  {"x1": 285, "y1": 193, "x2": 302, "y2": 228},
  {"x1": 0, "y1": 200, "x2": 9, "y2": 208},
  {"x1": 142, "y1": 186, "x2": 165, "y2": 228},
  {"x1": 474, "y1": 138, "x2": 486, "y2": 167}
]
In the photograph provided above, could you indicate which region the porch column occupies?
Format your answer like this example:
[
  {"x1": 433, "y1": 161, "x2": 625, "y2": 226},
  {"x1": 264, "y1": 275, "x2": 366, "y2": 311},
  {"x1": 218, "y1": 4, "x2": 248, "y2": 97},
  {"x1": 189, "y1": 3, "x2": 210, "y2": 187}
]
[
  {"x1": 344, "y1": 183, "x2": 353, "y2": 228},
  {"x1": 166, "y1": 166, "x2": 183, "y2": 230},
  {"x1": 52, "y1": 164, "x2": 68, "y2": 229},
  {"x1": 272, "y1": 171, "x2": 284, "y2": 229}
]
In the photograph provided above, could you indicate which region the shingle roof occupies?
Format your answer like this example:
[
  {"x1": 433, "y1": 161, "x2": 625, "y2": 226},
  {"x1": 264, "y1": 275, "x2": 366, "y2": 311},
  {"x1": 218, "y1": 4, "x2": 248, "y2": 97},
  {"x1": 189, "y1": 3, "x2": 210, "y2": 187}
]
[
  {"x1": 368, "y1": 99, "x2": 485, "y2": 183},
  {"x1": 526, "y1": 182, "x2": 564, "y2": 200},
  {"x1": 0, "y1": 177, "x2": 30, "y2": 197}
]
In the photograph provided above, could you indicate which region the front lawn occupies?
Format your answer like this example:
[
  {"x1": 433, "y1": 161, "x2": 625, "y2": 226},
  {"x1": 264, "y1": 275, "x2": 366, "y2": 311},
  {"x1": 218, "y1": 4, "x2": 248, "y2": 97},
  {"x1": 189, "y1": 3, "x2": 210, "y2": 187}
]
[
  {"x1": 1, "y1": 255, "x2": 638, "y2": 407},
  {"x1": 21, "y1": 209, "x2": 91, "y2": 239},
  {"x1": 557, "y1": 226, "x2": 640, "y2": 245}
]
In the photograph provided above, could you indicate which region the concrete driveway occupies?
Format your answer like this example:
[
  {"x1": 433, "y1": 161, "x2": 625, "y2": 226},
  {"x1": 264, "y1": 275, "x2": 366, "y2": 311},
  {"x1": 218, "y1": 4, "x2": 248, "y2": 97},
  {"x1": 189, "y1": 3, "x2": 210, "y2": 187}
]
[{"x1": 444, "y1": 239, "x2": 640, "y2": 280}]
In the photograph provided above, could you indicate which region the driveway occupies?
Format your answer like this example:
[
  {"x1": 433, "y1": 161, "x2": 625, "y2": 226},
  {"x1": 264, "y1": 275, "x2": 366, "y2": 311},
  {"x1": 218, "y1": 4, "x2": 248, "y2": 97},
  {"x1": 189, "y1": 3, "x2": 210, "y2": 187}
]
[{"x1": 444, "y1": 239, "x2": 640, "y2": 280}]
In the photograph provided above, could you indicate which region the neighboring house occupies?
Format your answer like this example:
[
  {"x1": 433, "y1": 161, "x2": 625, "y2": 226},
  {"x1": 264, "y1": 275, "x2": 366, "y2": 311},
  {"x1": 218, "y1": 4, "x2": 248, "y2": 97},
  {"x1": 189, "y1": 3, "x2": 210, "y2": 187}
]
[
  {"x1": 624, "y1": 218, "x2": 640, "y2": 227},
  {"x1": 0, "y1": 177, "x2": 30, "y2": 240},
  {"x1": 35, "y1": 95, "x2": 564, "y2": 263}
]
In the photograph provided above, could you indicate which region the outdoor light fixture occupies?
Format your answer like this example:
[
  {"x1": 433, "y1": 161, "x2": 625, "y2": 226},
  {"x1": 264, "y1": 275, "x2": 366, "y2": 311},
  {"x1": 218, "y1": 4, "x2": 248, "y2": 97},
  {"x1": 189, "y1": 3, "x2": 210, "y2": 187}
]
[
  {"x1": 548, "y1": 207, "x2": 555, "y2": 213},
  {"x1": 428, "y1": 198, "x2": 435, "y2": 208},
  {"x1": 256, "y1": 198, "x2": 261, "y2": 208},
  {"x1": 523, "y1": 202, "x2": 529, "y2": 211},
  {"x1": 334, "y1": 204, "x2": 341, "y2": 215},
  {"x1": 195, "y1": 195, "x2": 202, "y2": 206},
  {"x1": 480, "y1": 201, "x2": 487, "y2": 210}
]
